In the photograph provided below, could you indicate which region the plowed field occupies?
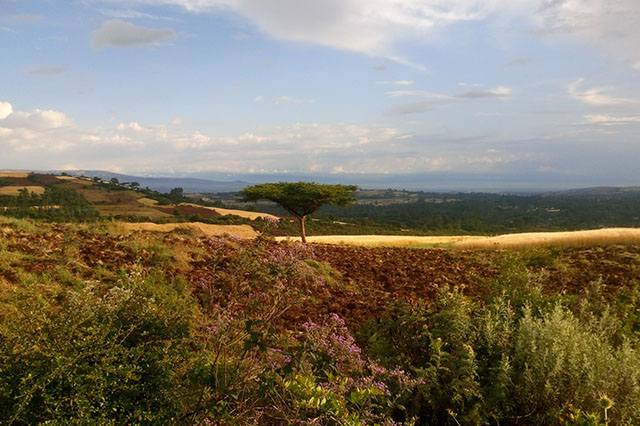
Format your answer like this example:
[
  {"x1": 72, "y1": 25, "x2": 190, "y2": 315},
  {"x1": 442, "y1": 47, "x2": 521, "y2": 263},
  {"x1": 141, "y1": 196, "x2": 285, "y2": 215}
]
[{"x1": 3, "y1": 220, "x2": 640, "y2": 325}]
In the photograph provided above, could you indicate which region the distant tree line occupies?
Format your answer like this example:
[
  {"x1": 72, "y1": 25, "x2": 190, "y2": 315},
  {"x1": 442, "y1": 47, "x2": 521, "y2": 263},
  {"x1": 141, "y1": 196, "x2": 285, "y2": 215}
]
[
  {"x1": 0, "y1": 186, "x2": 98, "y2": 221},
  {"x1": 248, "y1": 191, "x2": 640, "y2": 235}
]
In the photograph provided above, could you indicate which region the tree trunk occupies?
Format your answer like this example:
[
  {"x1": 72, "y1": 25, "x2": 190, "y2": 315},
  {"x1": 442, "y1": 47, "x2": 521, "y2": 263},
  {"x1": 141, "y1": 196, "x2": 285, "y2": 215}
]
[{"x1": 298, "y1": 215, "x2": 307, "y2": 243}]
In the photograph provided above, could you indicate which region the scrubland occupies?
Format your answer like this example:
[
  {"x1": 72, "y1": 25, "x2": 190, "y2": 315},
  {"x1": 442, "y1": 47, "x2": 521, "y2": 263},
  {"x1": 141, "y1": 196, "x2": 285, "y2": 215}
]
[{"x1": 2, "y1": 216, "x2": 640, "y2": 424}]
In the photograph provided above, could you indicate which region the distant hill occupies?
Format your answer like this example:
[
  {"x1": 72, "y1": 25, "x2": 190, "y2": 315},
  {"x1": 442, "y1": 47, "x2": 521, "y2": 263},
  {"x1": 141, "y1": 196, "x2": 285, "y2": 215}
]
[
  {"x1": 549, "y1": 186, "x2": 640, "y2": 197},
  {"x1": 49, "y1": 170, "x2": 251, "y2": 193}
]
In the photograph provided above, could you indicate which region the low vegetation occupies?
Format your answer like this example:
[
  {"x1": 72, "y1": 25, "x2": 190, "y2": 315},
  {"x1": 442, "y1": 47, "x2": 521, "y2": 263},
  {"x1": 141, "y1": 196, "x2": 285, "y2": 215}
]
[{"x1": 3, "y1": 217, "x2": 640, "y2": 424}]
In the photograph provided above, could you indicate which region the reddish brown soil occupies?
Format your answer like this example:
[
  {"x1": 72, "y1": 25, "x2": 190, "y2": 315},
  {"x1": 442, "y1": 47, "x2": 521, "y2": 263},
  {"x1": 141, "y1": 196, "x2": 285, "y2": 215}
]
[{"x1": 2, "y1": 222, "x2": 640, "y2": 324}]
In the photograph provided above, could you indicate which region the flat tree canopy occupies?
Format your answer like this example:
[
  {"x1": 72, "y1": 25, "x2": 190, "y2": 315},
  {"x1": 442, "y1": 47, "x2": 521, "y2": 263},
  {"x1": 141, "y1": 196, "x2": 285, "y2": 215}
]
[{"x1": 240, "y1": 182, "x2": 357, "y2": 242}]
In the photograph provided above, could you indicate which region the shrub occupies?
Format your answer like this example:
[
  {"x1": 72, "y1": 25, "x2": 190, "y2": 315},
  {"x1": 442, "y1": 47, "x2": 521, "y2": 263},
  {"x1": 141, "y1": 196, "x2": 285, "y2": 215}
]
[{"x1": 0, "y1": 274, "x2": 194, "y2": 425}]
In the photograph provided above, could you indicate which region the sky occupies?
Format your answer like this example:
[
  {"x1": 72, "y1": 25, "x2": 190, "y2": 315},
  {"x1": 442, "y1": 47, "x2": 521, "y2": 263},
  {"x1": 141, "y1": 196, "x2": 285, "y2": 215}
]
[{"x1": 1, "y1": 0, "x2": 640, "y2": 189}]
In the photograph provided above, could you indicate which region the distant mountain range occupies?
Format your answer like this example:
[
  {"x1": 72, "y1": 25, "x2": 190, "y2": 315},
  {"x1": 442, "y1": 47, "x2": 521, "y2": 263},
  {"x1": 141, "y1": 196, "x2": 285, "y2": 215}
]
[
  {"x1": 16, "y1": 169, "x2": 640, "y2": 195},
  {"x1": 549, "y1": 186, "x2": 640, "y2": 197},
  {"x1": 48, "y1": 170, "x2": 251, "y2": 193}
]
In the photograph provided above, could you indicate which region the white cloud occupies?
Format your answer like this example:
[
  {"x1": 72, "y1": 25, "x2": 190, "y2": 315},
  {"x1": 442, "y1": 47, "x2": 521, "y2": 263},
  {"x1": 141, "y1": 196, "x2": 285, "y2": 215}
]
[
  {"x1": 1, "y1": 107, "x2": 73, "y2": 130},
  {"x1": 568, "y1": 78, "x2": 640, "y2": 106},
  {"x1": 0, "y1": 101, "x2": 12, "y2": 120},
  {"x1": 533, "y1": 0, "x2": 640, "y2": 63},
  {"x1": 585, "y1": 114, "x2": 640, "y2": 125},
  {"x1": 91, "y1": 19, "x2": 175, "y2": 50},
  {"x1": 108, "y1": 0, "x2": 640, "y2": 68},
  {"x1": 633, "y1": 61, "x2": 640, "y2": 71}
]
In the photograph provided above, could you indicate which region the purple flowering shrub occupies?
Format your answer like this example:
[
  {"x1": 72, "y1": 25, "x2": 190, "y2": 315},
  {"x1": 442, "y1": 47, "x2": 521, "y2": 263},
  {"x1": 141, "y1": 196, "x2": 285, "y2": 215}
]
[
  {"x1": 259, "y1": 313, "x2": 419, "y2": 425},
  {"x1": 186, "y1": 237, "x2": 334, "y2": 422}
]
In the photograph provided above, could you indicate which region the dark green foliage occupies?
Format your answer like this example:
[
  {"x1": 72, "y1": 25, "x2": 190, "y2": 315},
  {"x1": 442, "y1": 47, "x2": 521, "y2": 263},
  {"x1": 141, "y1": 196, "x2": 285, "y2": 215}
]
[
  {"x1": 0, "y1": 274, "x2": 194, "y2": 425},
  {"x1": 0, "y1": 185, "x2": 98, "y2": 221},
  {"x1": 240, "y1": 182, "x2": 357, "y2": 241}
]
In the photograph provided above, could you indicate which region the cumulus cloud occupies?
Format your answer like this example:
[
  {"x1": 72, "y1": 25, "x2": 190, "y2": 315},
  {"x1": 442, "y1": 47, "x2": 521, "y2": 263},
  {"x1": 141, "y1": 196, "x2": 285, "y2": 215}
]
[
  {"x1": 0, "y1": 101, "x2": 12, "y2": 120},
  {"x1": 1, "y1": 100, "x2": 416, "y2": 174},
  {"x1": 91, "y1": 19, "x2": 175, "y2": 50},
  {"x1": 28, "y1": 66, "x2": 68, "y2": 76},
  {"x1": 1, "y1": 104, "x2": 73, "y2": 130}
]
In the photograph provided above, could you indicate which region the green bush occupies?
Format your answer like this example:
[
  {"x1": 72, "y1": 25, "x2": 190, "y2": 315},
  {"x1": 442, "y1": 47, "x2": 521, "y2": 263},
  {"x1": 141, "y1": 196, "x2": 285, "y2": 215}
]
[{"x1": 0, "y1": 274, "x2": 194, "y2": 425}]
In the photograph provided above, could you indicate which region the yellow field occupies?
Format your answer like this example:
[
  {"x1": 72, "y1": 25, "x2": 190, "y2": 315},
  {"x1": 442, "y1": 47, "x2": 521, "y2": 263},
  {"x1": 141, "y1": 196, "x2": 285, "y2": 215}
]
[
  {"x1": 0, "y1": 186, "x2": 46, "y2": 195},
  {"x1": 454, "y1": 228, "x2": 640, "y2": 249},
  {"x1": 137, "y1": 197, "x2": 159, "y2": 206},
  {"x1": 275, "y1": 235, "x2": 485, "y2": 247},
  {"x1": 0, "y1": 171, "x2": 28, "y2": 178},
  {"x1": 180, "y1": 203, "x2": 279, "y2": 221},
  {"x1": 277, "y1": 228, "x2": 640, "y2": 249},
  {"x1": 119, "y1": 221, "x2": 258, "y2": 238}
]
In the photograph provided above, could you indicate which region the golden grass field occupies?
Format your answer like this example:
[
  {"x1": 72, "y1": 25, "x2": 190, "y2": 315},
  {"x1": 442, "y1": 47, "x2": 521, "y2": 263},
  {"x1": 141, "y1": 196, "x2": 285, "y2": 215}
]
[
  {"x1": 277, "y1": 228, "x2": 640, "y2": 249},
  {"x1": 0, "y1": 171, "x2": 28, "y2": 178},
  {"x1": 137, "y1": 197, "x2": 159, "y2": 206},
  {"x1": 180, "y1": 203, "x2": 280, "y2": 220},
  {"x1": 0, "y1": 186, "x2": 46, "y2": 196}
]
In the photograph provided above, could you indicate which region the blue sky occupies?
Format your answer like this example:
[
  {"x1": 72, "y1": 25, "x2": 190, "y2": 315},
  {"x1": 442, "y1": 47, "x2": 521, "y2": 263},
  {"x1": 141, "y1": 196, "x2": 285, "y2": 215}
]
[{"x1": 1, "y1": 0, "x2": 639, "y2": 188}]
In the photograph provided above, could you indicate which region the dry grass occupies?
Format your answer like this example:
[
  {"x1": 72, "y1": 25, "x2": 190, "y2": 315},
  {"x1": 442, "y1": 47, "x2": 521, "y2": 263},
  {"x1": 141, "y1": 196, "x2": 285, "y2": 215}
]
[
  {"x1": 119, "y1": 221, "x2": 259, "y2": 238},
  {"x1": 275, "y1": 235, "x2": 485, "y2": 247},
  {"x1": 277, "y1": 228, "x2": 640, "y2": 249},
  {"x1": 137, "y1": 197, "x2": 159, "y2": 206},
  {"x1": 180, "y1": 203, "x2": 279, "y2": 221},
  {"x1": 0, "y1": 186, "x2": 46, "y2": 196},
  {"x1": 454, "y1": 228, "x2": 640, "y2": 249},
  {"x1": 94, "y1": 204, "x2": 172, "y2": 219},
  {"x1": 0, "y1": 171, "x2": 28, "y2": 178}
]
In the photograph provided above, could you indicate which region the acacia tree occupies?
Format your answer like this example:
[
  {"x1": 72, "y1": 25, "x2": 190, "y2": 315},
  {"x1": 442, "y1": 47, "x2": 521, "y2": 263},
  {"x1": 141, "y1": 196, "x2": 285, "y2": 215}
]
[{"x1": 240, "y1": 182, "x2": 357, "y2": 243}]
